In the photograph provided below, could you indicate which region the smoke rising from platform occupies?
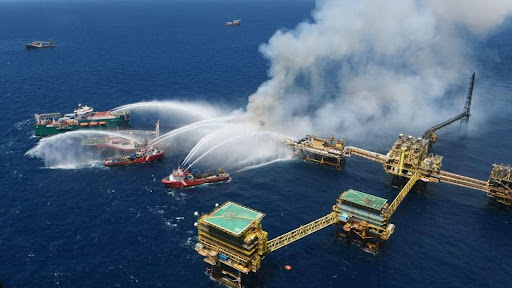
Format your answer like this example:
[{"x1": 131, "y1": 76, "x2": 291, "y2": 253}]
[
  {"x1": 246, "y1": 0, "x2": 512, "y2": 140},
  {"x1": 28, "y1": 0, "x2": 512, "y2": 170}
]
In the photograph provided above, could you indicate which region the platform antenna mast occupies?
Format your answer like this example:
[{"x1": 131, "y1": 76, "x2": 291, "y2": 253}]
[{"x1": 460, "y1": 72, "x2": 475, "y2": 127}]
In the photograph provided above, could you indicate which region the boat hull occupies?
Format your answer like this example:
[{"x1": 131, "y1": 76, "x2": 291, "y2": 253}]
[
  {"x1": 35, "y1": 117, "x2": 130, "y2": 137},
  {"x1": 104, "y1": 151, "x2": 164, "y2": 166},
  {"x1": 162, "y1": 175, "x2": 230, "y2": 188},
  {"x1": 26, "y1": 44, "x2": 54, "y2": 49}
]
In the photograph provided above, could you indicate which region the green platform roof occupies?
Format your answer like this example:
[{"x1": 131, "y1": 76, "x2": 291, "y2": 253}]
[
  {"x1": 204, "y1": 202, "x2": 265, "y2": 236},
  {"x1": 341, "y1": 189, "x2": 388, "y2": 211}
]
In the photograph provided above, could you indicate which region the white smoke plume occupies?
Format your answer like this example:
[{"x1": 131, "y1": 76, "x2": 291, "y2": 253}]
[{"x1": 247, "y1": 0, "x2": 512, "y2": 141}]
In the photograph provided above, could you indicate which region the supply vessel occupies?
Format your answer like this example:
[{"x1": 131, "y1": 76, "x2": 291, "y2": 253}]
[
  {"x1": 103, "y1": 146, "x2": 164, "y2": 166},
  {"x1": 162, "y1": 165, "x2": 230, "y2": 188},
  {"x1": 34, "y1": 104, "x2": 130, "y2": 136}
]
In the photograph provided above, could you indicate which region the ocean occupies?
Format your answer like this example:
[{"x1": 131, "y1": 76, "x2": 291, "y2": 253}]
[{"x1": 1, "y1": 1, "x2": 511, "y2": 287}]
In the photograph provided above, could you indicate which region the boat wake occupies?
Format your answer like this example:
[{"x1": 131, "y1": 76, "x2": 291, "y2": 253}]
[
  {"x1": 41, "y1": 160, "x2": 106, "y2": 170},
  {"x1": 26, "y1": 130, "x2": 141, "y2": 169}
]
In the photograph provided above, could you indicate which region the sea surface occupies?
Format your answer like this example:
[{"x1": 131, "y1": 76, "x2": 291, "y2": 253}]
[{"x1": 1, "y1": 1, "x2": 512, "y2": 287}]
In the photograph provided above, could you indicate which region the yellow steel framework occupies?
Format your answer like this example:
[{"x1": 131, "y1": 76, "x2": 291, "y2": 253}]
[
  {"x1": 265, "y1": 212, "x2": 339, "y2": 253},
  {"x1": 385, "y1": 172, "x2": 420, "y2": 219},
  {"x1": 438, "y1": 171, "x2": 489, "y2": 192},
  {"x1": 344, "y1": 146, "x2": 388, "y2": 164},
  {"x1": 345, "y1": 136, "x2": 511, "y2": 205},
  {"x1": 196, "y1": 173, "x2": 428, "y2": 287},
  {"x1": 488, "y1": 164, "x2": 512, "y2": 205},
  {"x1": 287, "y1": 135, "x2": 345, "y2": 169}
]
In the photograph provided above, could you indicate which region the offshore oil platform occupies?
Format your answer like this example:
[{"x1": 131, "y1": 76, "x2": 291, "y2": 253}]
[
  {"x1": 286, "y1": 135, "x2": 345, "y2": 169},
  {"x1": 194, "y1": 199, "x2": 361, "y2": 287},
  {"x1": 287, "y1": 73, "x2": 477, "y2": 168},
  {"x1": 194, "y1": 182, "x2": 413, "y2": 288},
  {"x1": 193, "y1": 73, "x2": 511, "y2": 286}
]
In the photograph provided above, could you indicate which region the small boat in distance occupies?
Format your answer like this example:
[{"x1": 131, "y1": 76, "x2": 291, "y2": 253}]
[
  {"x1": 103, "y1": 146, "x2": 164, "y2": 166},
  {"x1": 162, "y1": 165, "x2": 230, "y2": 188},
  {"x1": 26, "y1": 39, "x2": 55, "y2": 49},
  {"x1": 225, "y1": 19, "x2": 241, "y2": 26}
]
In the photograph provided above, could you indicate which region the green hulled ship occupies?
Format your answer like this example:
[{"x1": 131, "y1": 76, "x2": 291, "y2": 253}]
[{"x1": 34, "y1": 104, "x2": 130, "y2": 137}]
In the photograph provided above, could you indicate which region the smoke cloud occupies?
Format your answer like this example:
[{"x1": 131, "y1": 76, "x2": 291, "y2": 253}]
[{"x1": 247, "y1": 0, "x2": 512, "y2": 140}]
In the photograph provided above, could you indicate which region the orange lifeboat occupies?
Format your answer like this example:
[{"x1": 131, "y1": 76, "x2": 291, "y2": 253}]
[
  {"x1": 80, "y1": 122, "x2": 89, "y2": 127},
  {"x1": 90, "y1": 122, "x2": 99, "y2": 127},
  {"x1": 99, "y1": 121, "x2": 107, "y2": 126}
]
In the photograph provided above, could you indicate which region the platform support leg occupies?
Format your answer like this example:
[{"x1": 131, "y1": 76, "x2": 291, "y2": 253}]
[{"x1": 210, "y1": 264, "x2": 242, "y2": 288}]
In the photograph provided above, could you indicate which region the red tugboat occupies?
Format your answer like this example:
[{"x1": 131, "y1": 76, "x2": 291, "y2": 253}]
[
  {"x1": 103, "y1": 146, "x2": 164, "y2": 166},
  {"x1": 161, "y1": 165, "x2": 230, "y2": 188}
]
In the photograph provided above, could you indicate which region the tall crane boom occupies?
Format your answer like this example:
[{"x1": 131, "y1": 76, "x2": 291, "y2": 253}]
[
  {"x1": 461, "y1": 72, "x2": 475, "y2": 125},
  {"x1": 421, "y1": 112, "x2": 468, "y2": 140},
  {"x1": 422, "y1": 72, "x2": 475, "y2": 142},
  {"x1": 266, "y1": 212, "x2": 339, "y2": 253}
]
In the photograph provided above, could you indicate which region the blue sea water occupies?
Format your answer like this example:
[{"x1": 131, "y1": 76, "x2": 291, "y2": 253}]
[{"x1": 1, "y1": 1, "x2": 512, "y2": 287}]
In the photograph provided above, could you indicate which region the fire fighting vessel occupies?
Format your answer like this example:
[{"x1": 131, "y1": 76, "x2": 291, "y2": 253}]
[
  {"x1": 161, "y1": 165, "x2": 230, "y2": 188},
  {"x1": 103, "y1": 146, "x2": 164, "y2": 166}
]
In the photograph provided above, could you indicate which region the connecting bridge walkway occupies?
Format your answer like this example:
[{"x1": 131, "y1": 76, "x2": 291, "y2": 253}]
[
  {"x1": 438, "y1": 171, "x2": 489, "y2": 192},
  {"x1": 344, "y1": 146, "x2": 388, "y2": 164},
  {"x1": 266, "y1": 212, "x2": 339, "y2": 253},
  {"x1": 344, "y1": 146, "x2": 490, "y2": 196},
  {"x1": 385, "y1": 172, "x2": 420, "y2": 218}
]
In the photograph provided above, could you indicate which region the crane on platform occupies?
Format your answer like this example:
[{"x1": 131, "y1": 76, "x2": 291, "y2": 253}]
[{"x1": 422, "y1": 72, "x2": 475, "y2": 143}]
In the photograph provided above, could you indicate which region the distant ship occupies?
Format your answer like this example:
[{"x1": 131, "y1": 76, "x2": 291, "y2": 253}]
[
  {"x1": 225, "y1": 19, "x2": 241, "y2": 26},
  {"x1": 34, "y1": 104, "x2": 131, "y2": 137},
  {"x1": 26, "y1": 39, "x2": 55, "y2": 49},
  {"x1": 103, "y1": 146, "x2": 164, "y2": 166},
  {"x1": 161, "y1": 165, "x2": 230, "y2": 188}
]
